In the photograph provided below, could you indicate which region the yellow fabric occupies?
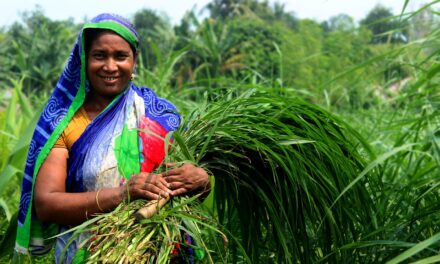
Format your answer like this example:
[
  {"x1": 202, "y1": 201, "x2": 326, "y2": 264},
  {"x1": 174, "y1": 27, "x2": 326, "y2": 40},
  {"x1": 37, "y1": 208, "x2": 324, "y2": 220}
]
[{"x1": 54, "y1": 106, "x2": 91, "y2": 151}]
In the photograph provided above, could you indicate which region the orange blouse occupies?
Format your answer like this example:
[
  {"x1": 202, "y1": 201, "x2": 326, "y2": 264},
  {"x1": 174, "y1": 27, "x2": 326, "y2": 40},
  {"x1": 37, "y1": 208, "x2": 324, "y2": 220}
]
[{"x1": 53, "y1": 106, "x2": 91, "y2": 151}]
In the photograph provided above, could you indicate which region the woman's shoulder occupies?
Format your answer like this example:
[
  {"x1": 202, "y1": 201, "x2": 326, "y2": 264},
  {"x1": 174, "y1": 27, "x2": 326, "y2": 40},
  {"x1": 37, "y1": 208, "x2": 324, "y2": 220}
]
[
  {"x1": 130, "y1": 85, "x2": 180, "y2": 131},
  {"x1": 131, "y1": 85, "x2": 178, "y2": 111}
]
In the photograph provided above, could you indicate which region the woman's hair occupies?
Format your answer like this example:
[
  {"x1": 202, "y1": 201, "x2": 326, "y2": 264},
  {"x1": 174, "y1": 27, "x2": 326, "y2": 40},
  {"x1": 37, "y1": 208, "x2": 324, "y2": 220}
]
[{"x1": 83, "y1": 28, "x2": 137, "y2": 56}]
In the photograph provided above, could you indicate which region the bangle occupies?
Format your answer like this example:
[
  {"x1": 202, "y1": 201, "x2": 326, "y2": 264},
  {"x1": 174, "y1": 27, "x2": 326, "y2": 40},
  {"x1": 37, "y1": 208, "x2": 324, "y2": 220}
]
[
  {"x1": 96, "y1": 189, "x2": 104, "y2": 212},
  {"x1": 85, "y1": 192, "x2": 89, "y2": 219}
]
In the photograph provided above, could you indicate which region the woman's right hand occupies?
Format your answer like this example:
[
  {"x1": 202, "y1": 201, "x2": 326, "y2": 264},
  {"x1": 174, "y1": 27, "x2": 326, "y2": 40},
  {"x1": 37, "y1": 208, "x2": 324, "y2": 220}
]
[{"x1": 124, "y1": 172, "x2": 172, "y2": 201}]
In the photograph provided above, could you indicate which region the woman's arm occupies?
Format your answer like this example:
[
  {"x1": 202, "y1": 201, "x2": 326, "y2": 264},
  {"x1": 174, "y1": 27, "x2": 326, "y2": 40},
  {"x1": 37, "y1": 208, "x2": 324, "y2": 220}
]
[{"x1": 34, "y1": 148, "x2": 172, "y2": 226}]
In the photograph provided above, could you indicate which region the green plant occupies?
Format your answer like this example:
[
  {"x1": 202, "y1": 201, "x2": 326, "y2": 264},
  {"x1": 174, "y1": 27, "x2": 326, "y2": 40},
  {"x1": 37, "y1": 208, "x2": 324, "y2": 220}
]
[
  {"x1": 171, "y1": 89, "x2": 375, "y2": 263},
  {"x1": 0, "y1": 78, "x2": 41, "y2": 260}
]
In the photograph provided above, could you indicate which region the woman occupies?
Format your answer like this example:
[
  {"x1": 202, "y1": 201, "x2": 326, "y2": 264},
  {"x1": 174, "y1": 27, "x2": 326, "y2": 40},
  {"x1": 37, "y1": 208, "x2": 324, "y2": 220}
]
[{"x1": 15, "y1": 13, "x2": 210, "y2": 262}]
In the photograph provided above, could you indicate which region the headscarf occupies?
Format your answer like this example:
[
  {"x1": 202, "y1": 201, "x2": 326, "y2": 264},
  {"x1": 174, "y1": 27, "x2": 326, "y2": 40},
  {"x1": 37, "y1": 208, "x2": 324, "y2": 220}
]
[{"x1": 15, "y1": 13, "x2": 180, "y2": 255}]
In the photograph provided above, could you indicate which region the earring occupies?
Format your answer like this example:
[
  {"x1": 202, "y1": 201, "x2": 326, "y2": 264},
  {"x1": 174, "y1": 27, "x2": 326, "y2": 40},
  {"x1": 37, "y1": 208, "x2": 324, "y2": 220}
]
[{"x1": 131, "y1": 73, "x2": 135, "y2": 80}]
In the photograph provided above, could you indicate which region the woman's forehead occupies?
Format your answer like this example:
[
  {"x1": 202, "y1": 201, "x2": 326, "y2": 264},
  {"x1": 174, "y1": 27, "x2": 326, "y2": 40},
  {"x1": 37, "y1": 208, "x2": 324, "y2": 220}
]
[
  {"x1": 89, "y1": 32, "x2": 133, "y2": 51},
  {"x1": 84, "y1": 28, "x2": 136, "y2": 55},
  {"x1": 87, "y1": 29, "x2": 122, "y2": 43}
]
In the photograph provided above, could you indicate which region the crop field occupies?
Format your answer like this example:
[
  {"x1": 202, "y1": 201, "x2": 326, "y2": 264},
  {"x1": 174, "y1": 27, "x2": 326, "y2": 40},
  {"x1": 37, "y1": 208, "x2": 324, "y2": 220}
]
[{"x1": 0, "y1": 1, "x2": 439, "y2": 263}]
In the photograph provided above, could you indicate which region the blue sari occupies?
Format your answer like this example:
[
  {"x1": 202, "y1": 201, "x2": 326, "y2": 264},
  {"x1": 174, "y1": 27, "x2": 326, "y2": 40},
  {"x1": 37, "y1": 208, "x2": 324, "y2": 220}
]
[{"x1": 15, "y1": 13, "x2": 180, "y2": 262}]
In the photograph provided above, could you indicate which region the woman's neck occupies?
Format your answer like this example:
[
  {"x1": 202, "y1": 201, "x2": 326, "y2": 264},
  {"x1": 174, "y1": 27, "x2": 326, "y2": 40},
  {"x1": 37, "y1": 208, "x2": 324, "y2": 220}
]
[{"x1": 83, "y1": 93, "x2": 114, "y2": 120}]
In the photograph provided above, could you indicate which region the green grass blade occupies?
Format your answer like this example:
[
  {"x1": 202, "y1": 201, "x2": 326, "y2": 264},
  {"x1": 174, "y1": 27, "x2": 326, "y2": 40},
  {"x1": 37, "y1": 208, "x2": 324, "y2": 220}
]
[
  {"x1": 331, "y1": 143, "x2": 416, "y2": 208},
  {"x1": 0, "y1": 213, "x2": 17, "y2": 258},
  {"x1": 0, "y1": 165, "x2": 21, "y2": 196},
  {"x1": 386, "y1": 233, "x2": 440, "y2": 264},
  {"x1": 0, "y1": 198, "x2": 11, "y2": 221},
  {"x1": 172, "y1": 131, "x2": 195, "y2": 162},
  {"x1": 411, "y1": 255, "x2": 440, "y2": 264}
]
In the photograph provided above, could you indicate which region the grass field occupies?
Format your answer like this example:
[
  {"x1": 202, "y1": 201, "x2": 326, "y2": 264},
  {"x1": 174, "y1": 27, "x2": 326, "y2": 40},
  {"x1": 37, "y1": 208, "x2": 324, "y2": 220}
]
[{"x1": 0, "y1": 1, "x2": 439, "y2": 263}]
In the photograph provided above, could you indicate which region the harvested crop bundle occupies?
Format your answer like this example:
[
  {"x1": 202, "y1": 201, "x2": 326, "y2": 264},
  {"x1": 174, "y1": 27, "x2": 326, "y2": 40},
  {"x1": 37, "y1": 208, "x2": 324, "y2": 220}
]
[
  {"x1": 66, "y1": 90, "x2": 372, "y2": 263},
  {"x1": 173, "y1": 90, "x2": 374, "y2": 262},
  {"x1": 64, "y1": 196, "x2": 228, "y2": 263}
]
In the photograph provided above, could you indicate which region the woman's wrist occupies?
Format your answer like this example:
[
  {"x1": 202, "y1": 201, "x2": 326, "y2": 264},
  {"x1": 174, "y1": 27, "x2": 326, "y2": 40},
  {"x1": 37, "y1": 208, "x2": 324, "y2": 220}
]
[
  {"x1": 93, "y1": 187, "x2": 127, "y2": 213},
  {"x1": 95, "y1": 189, "x2": 105, "y2": 212},
  {"x1": 118, "y1": 185, "x2": 128, "y2": 203}
]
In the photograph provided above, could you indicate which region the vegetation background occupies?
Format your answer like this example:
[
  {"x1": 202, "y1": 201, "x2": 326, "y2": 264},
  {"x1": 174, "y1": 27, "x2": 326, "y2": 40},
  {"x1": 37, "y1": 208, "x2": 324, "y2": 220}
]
[{"x1": 0, "y1": 0, "x2": 439, "y2": 263}]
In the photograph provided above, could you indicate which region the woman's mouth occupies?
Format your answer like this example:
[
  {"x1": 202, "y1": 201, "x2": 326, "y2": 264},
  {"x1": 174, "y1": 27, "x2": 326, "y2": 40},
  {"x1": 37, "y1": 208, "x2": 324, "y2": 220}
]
[{"x1": 102, "y1": 76, "x2": 118, "y2": 84}]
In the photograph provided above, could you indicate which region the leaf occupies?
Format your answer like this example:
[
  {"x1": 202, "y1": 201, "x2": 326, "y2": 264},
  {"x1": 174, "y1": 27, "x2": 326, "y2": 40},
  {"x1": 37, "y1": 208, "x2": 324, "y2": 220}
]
[
  {"x1": 411, "y1": 254, "x2": 440, "y2": 264},
  {"x1": 172, "y1": 131, "x2": 194, "y2": 162},
  {"x1": 279, "y1": 139, "x2": 315, "y2": 145},
  {"x1": 0, "y1": 198, "x2": 11, "y2": 221},
  {"x1": 0, "y1": 212, "x2": 17, "y2": 258},
  {"x1": 400, "y1": 0, "x2": 409, "y2": 17},
  {"x1": 331, "y1": 143, "x2": 416, "y2": 208},
  {"x1": 386, "y1": 233, "x2": 440, "y2": 264},
  {"x1": 0, "y1": 165, "x2": 21, "y2": 197}
]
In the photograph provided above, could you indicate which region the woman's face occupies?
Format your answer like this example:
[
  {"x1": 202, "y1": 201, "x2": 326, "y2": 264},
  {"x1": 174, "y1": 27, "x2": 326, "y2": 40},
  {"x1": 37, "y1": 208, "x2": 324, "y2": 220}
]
[{"x1": 86, "y1": 31, "x2": 135, "y2": 100}]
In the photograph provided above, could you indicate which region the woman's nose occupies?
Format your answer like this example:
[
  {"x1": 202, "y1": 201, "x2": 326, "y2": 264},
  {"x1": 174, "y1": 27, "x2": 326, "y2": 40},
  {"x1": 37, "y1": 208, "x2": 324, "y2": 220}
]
[{"x1": 103, "y1": 58, "x2": 117, "y2": 72}]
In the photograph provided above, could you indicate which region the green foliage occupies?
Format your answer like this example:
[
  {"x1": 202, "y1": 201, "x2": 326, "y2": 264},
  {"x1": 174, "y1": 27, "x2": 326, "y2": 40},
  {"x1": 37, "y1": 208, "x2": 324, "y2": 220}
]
[
  {"x1": 360, "y1": 4, "x2": 409, "y2": 44},
  {"x1": 0, "y1": 78, "x2": 33, "y2": 172},
  {"x1": 338, "y1": 19, "x2": 440, "y2": 262},
  {"x1": 205, "y1": 0, "x2": 247, "y2": 19},
  {"x1": 65, "y1": 197, "x2": 231, "y2": 263},
  {"x1": 0, "y1": 78, "x2": 41, "y2": 260},
  {"x1": 133, "y1": 9, "x2": 177, "y2": 70},
  {"x1": 0, "y1": 7, "x2": 77, "y2": 95},
  {"x1": 322, "y1": 14, "x2": 356, "y2": 32},
  {"x1": 411, "y1": 2, "x2": 440, "y2": 41},
  {"x1": 188, "y1": 19, "x2": 243, "y2": 82},
  {"x1": 173, "y1": 89, "x2": 375, "y2": 262},
  {"x1": 205, "y1": 0, "x2": 298, "y2": 31},
  {"x1": 1, "y1": 1, "x2": 440, "y2": 263},
  {"x1": 136, "y1": 47, "x2": 188, "y2": 94},
  {"x1": 227, "y1": 18, "x2": 282, "y2": 83}
]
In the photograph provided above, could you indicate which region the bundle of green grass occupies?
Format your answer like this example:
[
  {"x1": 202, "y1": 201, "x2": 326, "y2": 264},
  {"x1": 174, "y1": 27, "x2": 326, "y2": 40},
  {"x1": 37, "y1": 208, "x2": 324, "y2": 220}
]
[{"x1": 73, "y1": 89, "x2": 374, "y2": 263}]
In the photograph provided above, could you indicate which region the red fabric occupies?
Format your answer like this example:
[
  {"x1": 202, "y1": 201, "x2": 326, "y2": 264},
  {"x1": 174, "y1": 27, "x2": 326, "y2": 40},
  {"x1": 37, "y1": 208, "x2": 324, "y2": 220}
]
[{"x1": 139, "y1": 116, "x2": 171, "y2": 172}]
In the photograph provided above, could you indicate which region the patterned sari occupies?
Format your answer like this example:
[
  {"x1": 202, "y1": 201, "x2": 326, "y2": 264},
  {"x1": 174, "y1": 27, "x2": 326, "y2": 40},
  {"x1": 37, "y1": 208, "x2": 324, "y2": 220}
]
[{"x1": 15, "y1": 13, "x2": 180, "y2": 261}]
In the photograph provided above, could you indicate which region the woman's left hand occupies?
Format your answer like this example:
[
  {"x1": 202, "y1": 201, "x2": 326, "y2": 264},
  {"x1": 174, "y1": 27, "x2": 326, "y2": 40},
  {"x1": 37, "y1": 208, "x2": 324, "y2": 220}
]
[{"x1": 163, "y1": 163, "x2": 210, "y2": 196}]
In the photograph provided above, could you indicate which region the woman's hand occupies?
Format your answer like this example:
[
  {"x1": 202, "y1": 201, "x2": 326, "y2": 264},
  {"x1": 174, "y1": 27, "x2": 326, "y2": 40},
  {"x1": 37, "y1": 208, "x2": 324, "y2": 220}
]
[
  {"x1": 125, "y1": 172, "x2": 172, "y2": 200},
  {"x1": 163, "y1": 163, "x2": 210, "y2": 196}
]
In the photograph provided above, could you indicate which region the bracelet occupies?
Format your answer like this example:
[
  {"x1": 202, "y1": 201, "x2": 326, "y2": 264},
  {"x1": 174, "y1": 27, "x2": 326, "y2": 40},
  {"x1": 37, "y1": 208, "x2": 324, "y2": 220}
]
[
  {"x1": 96, "y1": 189, "x2": 104, "y2": 212},
  {"x1": 85, "y1": 192, "x2": 89, "y2": 219}
]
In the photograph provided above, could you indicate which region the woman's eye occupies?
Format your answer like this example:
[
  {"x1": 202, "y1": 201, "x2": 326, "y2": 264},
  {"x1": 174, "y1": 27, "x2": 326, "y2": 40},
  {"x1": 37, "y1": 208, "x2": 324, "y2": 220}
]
[
  {"x1": 116, "y1": 54, "x2": 128, "y2": 60},
  {"x1": 93, "y1": 53, "x2": 105, "y2": 59}
]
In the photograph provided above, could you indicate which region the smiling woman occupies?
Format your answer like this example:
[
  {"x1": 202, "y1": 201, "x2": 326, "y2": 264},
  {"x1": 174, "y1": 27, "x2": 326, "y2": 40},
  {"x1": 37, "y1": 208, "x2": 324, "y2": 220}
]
[
  {"x1": 84, "y1": 30, "x2": 137, "y2": 119},
  {"x1": 14, "y1": 13, "x2": 210, "y2": 263}
]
